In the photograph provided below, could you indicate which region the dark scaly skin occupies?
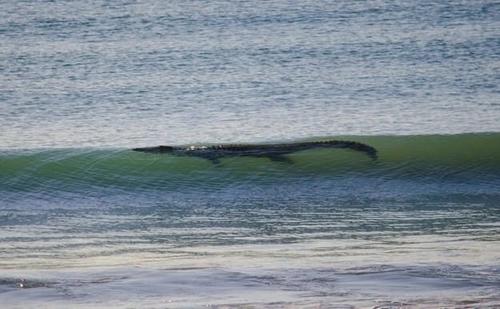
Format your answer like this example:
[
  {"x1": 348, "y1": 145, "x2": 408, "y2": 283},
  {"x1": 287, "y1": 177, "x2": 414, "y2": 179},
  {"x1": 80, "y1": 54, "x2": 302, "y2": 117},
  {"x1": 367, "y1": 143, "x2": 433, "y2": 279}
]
[{"x1": 132, "y1": 140, "x2": 378, "y2": 163}]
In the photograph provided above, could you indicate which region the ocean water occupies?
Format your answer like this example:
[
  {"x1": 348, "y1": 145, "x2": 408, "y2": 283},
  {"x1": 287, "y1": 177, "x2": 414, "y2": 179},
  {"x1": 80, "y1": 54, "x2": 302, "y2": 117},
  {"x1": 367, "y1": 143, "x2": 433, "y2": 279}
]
[{"x1": 1, "y1": 0, "x2": 500, "y2": 308}]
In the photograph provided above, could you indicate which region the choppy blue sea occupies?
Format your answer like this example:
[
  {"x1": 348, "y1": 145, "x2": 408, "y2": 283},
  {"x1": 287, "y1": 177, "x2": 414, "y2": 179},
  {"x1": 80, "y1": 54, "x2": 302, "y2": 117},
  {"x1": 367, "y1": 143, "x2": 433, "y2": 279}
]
[{"x1": 1, "y1": 0, "x2": 500, "y2": 307}]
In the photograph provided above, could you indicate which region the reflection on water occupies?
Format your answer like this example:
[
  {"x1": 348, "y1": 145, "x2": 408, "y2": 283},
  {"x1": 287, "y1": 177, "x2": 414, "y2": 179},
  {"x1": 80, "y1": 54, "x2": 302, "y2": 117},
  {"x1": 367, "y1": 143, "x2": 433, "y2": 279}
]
[
  {"x1": 1, "y1": 190, "x2": 499, "y2": 269},
  {"x1": 0, "y1": 264, "x2": 499, "y2": 307},
  {"x1": 1, "y1": 150, "x2": 499, "y2": 305}
]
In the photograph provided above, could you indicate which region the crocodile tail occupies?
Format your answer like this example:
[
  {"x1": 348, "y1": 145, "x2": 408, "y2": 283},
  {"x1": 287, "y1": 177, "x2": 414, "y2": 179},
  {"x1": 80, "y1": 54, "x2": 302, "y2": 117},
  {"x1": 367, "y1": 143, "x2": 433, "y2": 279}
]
[{"x1": 317, "y1": 140, "x2": 378, "y2": 160}]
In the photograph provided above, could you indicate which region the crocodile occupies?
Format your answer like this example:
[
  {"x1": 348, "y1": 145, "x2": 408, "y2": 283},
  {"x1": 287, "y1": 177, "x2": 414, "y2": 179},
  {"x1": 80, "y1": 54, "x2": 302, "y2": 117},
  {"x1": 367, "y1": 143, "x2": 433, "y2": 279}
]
[{"x1": 132, "y1": 140, "x2": 377, "y2": 164}]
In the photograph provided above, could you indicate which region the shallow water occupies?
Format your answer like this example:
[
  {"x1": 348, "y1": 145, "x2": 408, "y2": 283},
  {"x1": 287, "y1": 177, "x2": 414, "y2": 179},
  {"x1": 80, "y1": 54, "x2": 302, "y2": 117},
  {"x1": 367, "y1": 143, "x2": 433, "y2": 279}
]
[
  {"x1": 1, "y1": 134, "x2": 500, "y2": 307},
  {"x1": 1, "y1": 0, "x2": 500, "y2": 307}
]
